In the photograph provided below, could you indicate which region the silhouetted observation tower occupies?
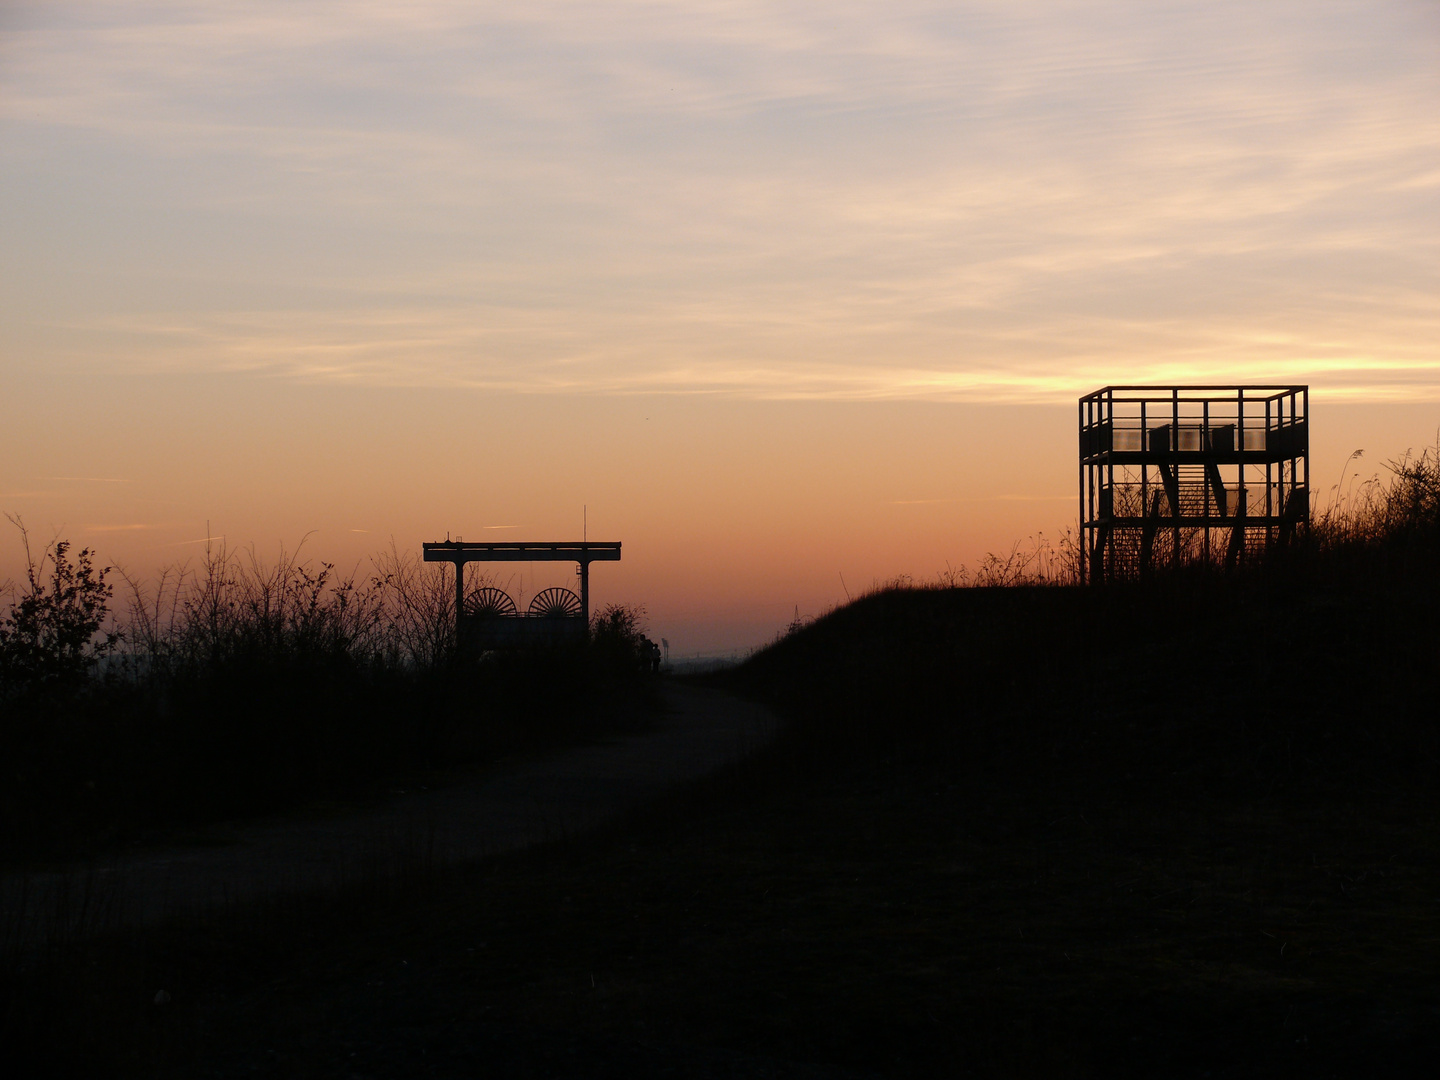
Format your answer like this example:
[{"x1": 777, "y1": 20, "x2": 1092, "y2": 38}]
[{"x1": 1079, "y1": 385, "x2": 1309, "y2": 583}]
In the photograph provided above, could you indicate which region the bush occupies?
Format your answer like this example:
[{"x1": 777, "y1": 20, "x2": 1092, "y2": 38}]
[
  {"x1": 0, "y1": 517, "x2": 120, "y2": 693},
  {"x1": 590, "y1": 602, "x2": 659, "y2": 675}
]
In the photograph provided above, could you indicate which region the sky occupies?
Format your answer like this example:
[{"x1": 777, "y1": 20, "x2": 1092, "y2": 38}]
[{"x1": 2, "y1": 0, "x2": 1438, "y2": 652}]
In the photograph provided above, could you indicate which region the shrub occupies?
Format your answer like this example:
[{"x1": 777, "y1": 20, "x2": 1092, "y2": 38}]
[
  {"x1": 0, "y1": 517, "x2": 120, "y2": 693},
  {"x1": 590, "y1": 602, "x2": 658, "y2": 674}
]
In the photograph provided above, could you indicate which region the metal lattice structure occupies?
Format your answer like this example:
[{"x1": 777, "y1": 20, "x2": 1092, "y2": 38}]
[{"x1": 1079, "y1": 385, "x2": 1309, "y2": 583}]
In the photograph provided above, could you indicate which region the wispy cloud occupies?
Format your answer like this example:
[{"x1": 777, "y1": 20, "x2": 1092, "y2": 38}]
[
  {"x1": 4, "y1": 1, "x2": 1437, "y2": 400},
  {"x1": 889, "y1": 494, "x2": 1075, "y2": 505},
  {"x1": 41, "y1": 476, "x2": 130, "y2": 483},
  {"x1": 74, "y1": 285, "x2": 1440, "y2": 402}
]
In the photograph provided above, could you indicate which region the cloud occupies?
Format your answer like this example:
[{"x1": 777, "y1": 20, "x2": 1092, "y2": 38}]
[
  {"x1": 40, "y1": 476, "x2": 130, "y2": 483},
  {"x1": 890, "y1": 494, "x2": 1083, "y2": 505},
  {"x1": 3, "y1": 1, "x2": 1437, "y2": 401},
  {"x1": 78, "y1": 299, "x2": 1440, "y2": 403}
]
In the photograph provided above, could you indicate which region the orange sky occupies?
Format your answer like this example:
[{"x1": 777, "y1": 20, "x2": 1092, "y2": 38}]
[
  {"x1": 4, "y1": 366, "x2": 1437, "y2": 651},
  {"x1": 2, "y1": 2, "x2": 1438, "y2": 652}
]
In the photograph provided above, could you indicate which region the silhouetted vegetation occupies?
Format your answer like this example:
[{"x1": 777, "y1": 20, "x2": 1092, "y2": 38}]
[
  {"x1": 4, "y1": 442, "x2": 1439, "y2": 1076},
  {"x1": 589, "y1": 601, "x2": 662, "y2": 674},
  {"x1": 0, "y1": 518, "x2": 120, "y2": 689},
  {"x1": 0, "y1": 531, "x2": 657, "y2": 866}
]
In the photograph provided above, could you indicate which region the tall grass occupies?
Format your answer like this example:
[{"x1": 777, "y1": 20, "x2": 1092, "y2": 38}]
[
  {"x1": 115, "y1": 539, "x2": 457, "y2": 681},
  {"x1": 0, "y1": 534, "x2": 654, "y2": 866},
  {"x1": 932, "y1": 529, "x2": 1082, "y2": 588},
  {"x1": 1303, "y1": 439, "x2": 1440, "y2": 581}
]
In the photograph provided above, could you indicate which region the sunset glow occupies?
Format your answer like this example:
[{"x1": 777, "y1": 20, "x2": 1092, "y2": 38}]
[{"x1": 3, "y1": 1, "x2": 1438, "y2": 651}]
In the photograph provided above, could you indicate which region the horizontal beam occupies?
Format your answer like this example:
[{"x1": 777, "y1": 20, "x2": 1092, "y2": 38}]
[
  {"x1": 423, "y1": 541, "x2": 621, "y2": 564},
  {"x1": 1080, "y1": 450, "x2": 1303, "y2": 466},
  {"x1": 1081, "y1": 384, "x2": 1306, "y2": 399},
  {"x1": 1082, "y1": 517, "x2": 1292, "y2": 529}
]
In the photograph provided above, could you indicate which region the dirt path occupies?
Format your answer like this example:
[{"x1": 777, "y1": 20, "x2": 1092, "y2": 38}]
[{"x1": 3, "y1": 682, "x2": 777, "y2": 947}]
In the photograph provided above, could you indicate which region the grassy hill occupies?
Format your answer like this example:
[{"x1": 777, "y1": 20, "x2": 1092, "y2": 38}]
[{"x1": 6, "y1": 448, "x2": 1439, "y2": 1076}]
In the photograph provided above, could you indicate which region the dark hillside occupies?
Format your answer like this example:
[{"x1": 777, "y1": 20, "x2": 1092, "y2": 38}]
[
  {"x1": 728, "y1": 574, "x2": 1440, "y2": 804},
  {"x1": 6, "y1": 577, "x2": 1438, "y2": 1076},
  {"x1": 691, "y1": 556, "x2": 1440, "y2": 1073},
  {"x1": 730, "y1": 441, "x2": 1440, "y2": 810}
]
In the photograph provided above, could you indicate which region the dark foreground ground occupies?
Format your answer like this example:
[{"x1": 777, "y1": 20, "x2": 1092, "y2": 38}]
[{"x1": 6, "y1": 574, "x2": 1440, "y2": 1077}]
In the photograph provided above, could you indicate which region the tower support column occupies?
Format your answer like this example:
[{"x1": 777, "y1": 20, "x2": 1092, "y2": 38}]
[{"x1": 579, "y1": 559, "x2": 590, "y2": 628}]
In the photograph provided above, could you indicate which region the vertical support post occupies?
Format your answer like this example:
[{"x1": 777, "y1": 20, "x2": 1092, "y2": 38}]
[
  {"x1": 1237, "y1": 387, "x2": 1246, "y2": 561},
  {"x1": 1078, "y1": 396, "x2": 1085, "y2": 585},
  {"x1": 1106, "y1": 389, "x2": 1115, "y2": 579},
  {"x1": 1202, "y1": 397, "x2": 1211, "y2": 563},
  {"x1": 1267, "y1": 397, "x2": 1278, "y2": 544},
  {"x1": 1140, "y1": 397, "x2": 1148, "y2": 577},
  {"x1": 579, "y1": 558, "x2": 590, "y2": 629},
  {"x1": 1302, "y1": 385, "x2": 1310, "y2": 506},
  {"x1": 1171, "y1": 387, "x2": 1180, "y2": 567},
  {"x1": 1278, "y1": 394, "x2": 1287, "y2": 539}
]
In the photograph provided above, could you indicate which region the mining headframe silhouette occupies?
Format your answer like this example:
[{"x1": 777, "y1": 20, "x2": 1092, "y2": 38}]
[{"x1": 423, "y1": 539, "x2": 621, "y2": 650}]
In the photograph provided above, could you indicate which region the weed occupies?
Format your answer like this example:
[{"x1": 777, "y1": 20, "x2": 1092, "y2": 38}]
[{"x1": 0, "y1": 536, "x2": 656, "y2": 866}]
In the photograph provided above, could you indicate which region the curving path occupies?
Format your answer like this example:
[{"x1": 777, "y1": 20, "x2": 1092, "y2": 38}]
[{"x1": 2, "y1": 682, "x2": 777, "y2": 948}]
